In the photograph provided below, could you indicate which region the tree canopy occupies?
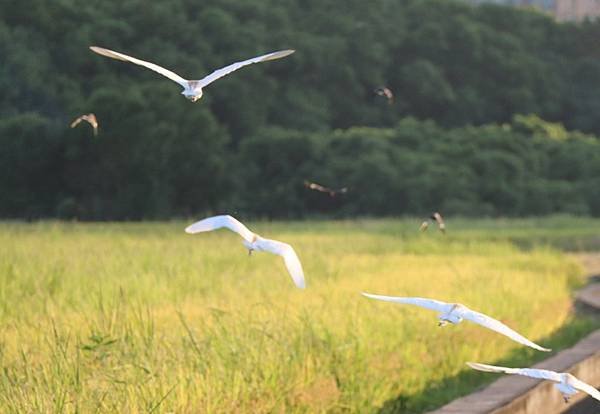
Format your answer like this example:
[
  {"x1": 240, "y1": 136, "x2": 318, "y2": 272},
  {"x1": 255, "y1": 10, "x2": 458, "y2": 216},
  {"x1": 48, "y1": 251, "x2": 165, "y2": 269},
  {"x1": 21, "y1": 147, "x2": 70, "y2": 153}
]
[{"x1": 1, "y1": 0, "x2": 600, "y2": 219}]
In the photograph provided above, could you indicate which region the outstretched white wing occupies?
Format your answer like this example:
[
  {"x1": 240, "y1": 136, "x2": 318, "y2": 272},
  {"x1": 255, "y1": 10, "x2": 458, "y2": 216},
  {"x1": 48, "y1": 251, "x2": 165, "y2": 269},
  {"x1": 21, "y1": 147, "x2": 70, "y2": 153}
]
[
  {"x1": 571, "y1": 377, "x2": 600, "y2": 401},
  {"x1": 467, "y1": 362, "x2": 562, "y2": 381},
  {"x1": 361, "y1": 294, "x2": 451, "y2": 313},
  {"x1": 70, "y1": 114, "x2": 98, "y2": 136},
  {"x1": 468, "y1": 363, "x2": 600, "y2": 400},
  {"x1": 90, "y1": 46, "x2": 188, "y2": 87},
  {"x1": 461, "y1": 309, "x2": 551, "y2": 352},
  {"x1": 185, "y1": 215, "x2": 255, "y2": 243},
  {"x1": 433, "y1": 213, "x2": 446, "y2": 232},
  {"x1": 258, "y1": 238, "x2": 305, "y2": 289},
  {"x1": 199, "y1": 49, "x2": 294, "y2": 88}
]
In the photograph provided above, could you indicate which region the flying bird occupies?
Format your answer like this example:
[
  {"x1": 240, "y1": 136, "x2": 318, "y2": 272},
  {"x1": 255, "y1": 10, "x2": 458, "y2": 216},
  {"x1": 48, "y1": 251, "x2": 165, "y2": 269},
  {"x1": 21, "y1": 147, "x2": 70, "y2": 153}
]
[
  {"x1": 90, "y1": 46, "x2": 295, "y2": 102},
  {"x1": 374, "y1": 86, "x2": 394, "y2": 104},
  {"x1": 361, "y1": 293, "x2": 550, "y2": 352},
  {"x1": 70, "y1": 113, "x2": 98, "y2": 136},
  {"x1": 185, "y1": 215, "x2": 305, "y2": 289},
  {"x1": 304, "y1": 181, "x2": 348, "y2": 197},
  {"x1": 467, "y1": 362, "x2": 600, "y2": 404},
  {"x1": 420, "y1": 212, "x2": 446, "y2": 233}
]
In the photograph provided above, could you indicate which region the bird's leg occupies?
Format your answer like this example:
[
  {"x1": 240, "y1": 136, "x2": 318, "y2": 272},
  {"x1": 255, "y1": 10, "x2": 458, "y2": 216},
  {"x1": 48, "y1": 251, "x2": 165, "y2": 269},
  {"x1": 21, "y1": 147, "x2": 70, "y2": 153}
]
[
  {"x1": 563, "y1": 396, "x2": 570, "y2": 404},
  {"x1": 248, "y1": 249, "x2": 253, "y2": 257},
  {"x1": 438, "y1": 320, "x2": 448, "y2": 327}
]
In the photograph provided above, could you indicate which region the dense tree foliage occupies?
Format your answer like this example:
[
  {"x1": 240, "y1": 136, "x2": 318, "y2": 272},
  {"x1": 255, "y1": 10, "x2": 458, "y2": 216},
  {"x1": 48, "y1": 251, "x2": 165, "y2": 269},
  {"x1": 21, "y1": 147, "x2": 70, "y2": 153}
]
[
  {"x1": 236, "y1": 116, "x2": 600, "y2": 218},
  {"x1": 1, "y1": 0, "x2": 600, "y2": 218}
]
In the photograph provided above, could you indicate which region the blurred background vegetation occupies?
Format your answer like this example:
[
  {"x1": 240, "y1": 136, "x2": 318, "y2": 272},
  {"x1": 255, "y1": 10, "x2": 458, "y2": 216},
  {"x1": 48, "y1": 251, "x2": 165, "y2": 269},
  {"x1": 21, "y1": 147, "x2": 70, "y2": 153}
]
[{"x1": 2, "y1": 0, "x2": 600, "y2": 219}]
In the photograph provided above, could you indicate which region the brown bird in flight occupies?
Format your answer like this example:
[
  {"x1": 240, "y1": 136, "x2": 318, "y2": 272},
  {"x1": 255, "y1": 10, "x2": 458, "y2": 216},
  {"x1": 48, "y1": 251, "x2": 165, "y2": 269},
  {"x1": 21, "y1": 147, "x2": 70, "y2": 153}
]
[
  {"x1": 420, "y1": 212, "x2": 446, "y2": 234},
  {"x1": 304, "y1": 181, "x2": 348, "y2": 197},
  {"x1": 70, "y1": 113, "x2": 98, "y2": 136},
  {"x1": 374, "y1": 87, "x2": 394, "y2": 104}
]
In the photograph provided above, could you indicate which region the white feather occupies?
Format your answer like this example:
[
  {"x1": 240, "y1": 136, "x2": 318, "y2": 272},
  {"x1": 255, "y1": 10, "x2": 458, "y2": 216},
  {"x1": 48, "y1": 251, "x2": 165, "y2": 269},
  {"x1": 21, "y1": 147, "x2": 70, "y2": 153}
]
[
  {"x1": 362, "y1": 294, "x2": 550, "y2": 352},
  {"x1": 467, "y1": 362, "x2": 600, "y2": 402},
  {"x1": 199, "y1": 50, "x2": 294, "y2": 88},
  {"x1": 571, "y1": 377, "x2": 600, "y2": 401},
  {"x1": 467, "y1": 363, "x2": 561, "y2": 381},
  {"x1": 256, "y1": 238, "x2": 305, "y2": 289},
  {"x1": 459, "y1": 309, "x2": 551, "y2": 352},
  {"x1": 361, "y1": 293, "x2": 451, "y2": 313},
  {"x1": 185, "y1": 215, "x2": 305, "y2": 289},
  {"x1": 185, "y1": 215, "x2": 255, "y2": 242},
  {"x1": 90, "y1": 46, "x2": 295, "y2": 98},
  {"x1": 90, "y1": 46, "x2": 188, "y2": 87}
]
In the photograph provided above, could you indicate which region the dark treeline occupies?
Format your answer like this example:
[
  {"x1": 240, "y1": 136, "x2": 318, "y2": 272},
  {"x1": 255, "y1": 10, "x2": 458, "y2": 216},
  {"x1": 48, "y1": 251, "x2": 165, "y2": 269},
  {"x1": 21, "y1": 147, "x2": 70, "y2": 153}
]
[
  {"x1": 1, "y1": 0, "x2": 600, "y2": 219},
  {"x1": 238, "y1": 115, "x2": 600, "y2": 217}
]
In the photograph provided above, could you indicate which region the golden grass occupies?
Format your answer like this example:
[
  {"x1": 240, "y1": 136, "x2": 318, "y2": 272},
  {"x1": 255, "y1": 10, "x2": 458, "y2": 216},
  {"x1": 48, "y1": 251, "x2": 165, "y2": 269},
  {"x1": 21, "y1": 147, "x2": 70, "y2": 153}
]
[{"x1": 0, "y1": 218, "x2": 597, "y2": 413}]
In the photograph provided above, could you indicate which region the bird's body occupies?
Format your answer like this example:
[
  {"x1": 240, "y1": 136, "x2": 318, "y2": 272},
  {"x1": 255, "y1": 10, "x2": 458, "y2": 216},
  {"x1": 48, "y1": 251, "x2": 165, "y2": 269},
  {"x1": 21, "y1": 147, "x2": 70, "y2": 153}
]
[
  {"x1": 556, "y1": 378, "x2": 579, "y2": 402},
  {"x1": 438, "y1": 303, "x2": 466, "y2": 325},
  {"x1": 374, "y1": 86, "x2": 394, "y2": 103},
  {"x1": 362, "y1": 293, "x2": 550, "y2": 352},
  {"x1": 70, "y1": 113, "x2": 98, "y2": 136},
  {"x1": 420, "y1": 212, "x2": 446, "y2": 233},
  {"x1": 181, "y1": 80, "x2": 204, "y2": 102},
  {"x1": 185, "y1": 215, "x2": 305, "y2": 289},
  {"x1": 467, "y1": 363, "x2": 600, "y2": 404},
  {"x1": 304, "y1": 180, "x2": 348, "y2": 197},
  {"x1": 90, "y1": 46, "x2": 294, "y2": 102}
]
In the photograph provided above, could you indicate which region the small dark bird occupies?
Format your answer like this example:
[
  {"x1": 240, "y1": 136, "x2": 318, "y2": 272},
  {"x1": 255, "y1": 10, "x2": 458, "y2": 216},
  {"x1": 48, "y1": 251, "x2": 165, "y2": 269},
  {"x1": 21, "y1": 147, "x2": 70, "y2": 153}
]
[
  {"x1": 420, "y1": 212, "x2": 446, "y2": 234},
  {"x1": 70, "y1": 113, "x2": 99, "y2": 136},
  {"x1": 304, "y1": 181, "x2": 348, "y2": 197},
  {"x1": 374, "y1": 87, "x2": 394, "y2": 104}
]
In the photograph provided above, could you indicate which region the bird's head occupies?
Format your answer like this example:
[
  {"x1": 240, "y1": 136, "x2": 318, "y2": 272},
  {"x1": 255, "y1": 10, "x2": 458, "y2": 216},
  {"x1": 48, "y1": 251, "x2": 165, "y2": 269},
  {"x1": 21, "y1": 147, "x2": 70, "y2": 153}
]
[
  {"x1": 182, "y1": 89, "x2": 202, "y2": 102},
  {"x1": 439, "y1": 312, "x2": 461, "y2": 325}
]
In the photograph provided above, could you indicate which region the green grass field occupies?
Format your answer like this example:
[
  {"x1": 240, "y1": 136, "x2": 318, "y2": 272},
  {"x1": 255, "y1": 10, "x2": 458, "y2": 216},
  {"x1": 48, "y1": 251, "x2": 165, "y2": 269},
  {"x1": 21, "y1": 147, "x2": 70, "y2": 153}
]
[{"x1": 0, "y1": 217, "x2": 598, "y2": 413}]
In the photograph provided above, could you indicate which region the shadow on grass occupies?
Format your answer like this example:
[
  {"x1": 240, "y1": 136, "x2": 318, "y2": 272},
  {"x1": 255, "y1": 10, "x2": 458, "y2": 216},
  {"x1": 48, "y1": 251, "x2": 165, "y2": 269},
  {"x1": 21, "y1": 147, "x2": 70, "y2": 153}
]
[{"x1": 376, "y1": 316, "x2": 600, "y2": 414}]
